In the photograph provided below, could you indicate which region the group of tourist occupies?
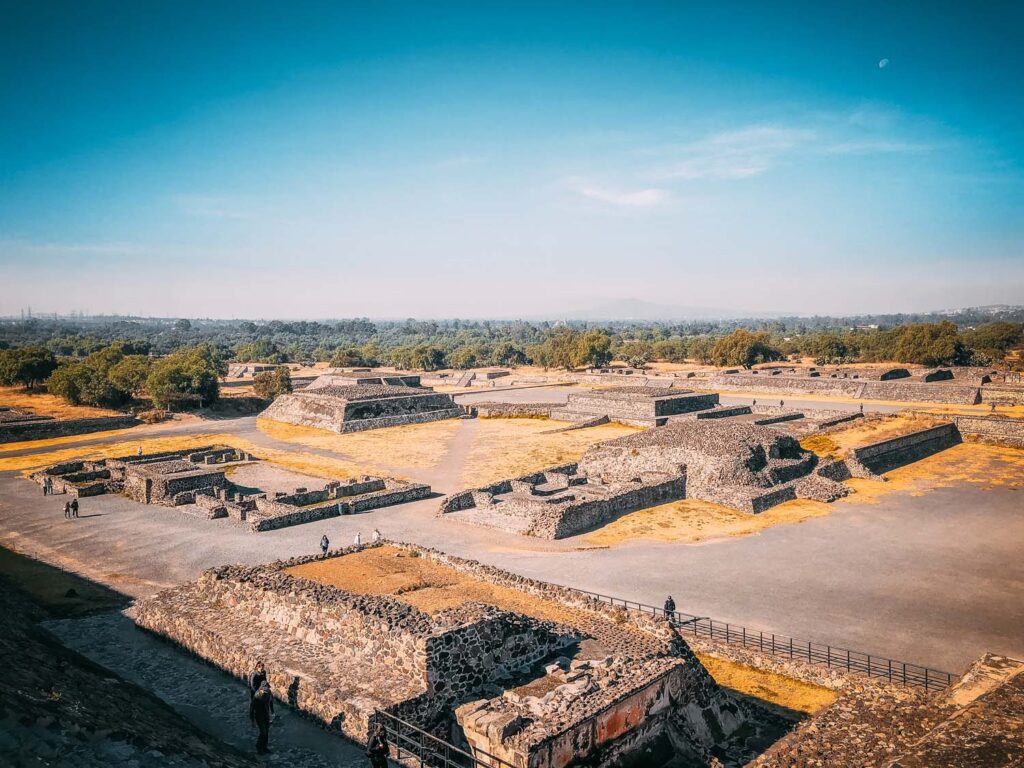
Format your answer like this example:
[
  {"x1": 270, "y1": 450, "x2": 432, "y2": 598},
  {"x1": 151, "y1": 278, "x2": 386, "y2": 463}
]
[
  {"x1": 41, "y1": 476, "x2": 82, "y2": 519},
  {"x1": 246, "y1": 659, "x2": 391, "y2": 764},
  {"x1": 319, "y1": 528, "x2": 383, "y2": 555}
]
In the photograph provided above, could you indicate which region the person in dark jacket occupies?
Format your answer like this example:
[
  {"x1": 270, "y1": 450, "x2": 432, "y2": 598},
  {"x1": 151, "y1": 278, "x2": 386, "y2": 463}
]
[
  {"x1": 248, "y1": 660, "x2": 267, "y2": 700},
  {"x1": 320, "y1": 534, "x2": 330, "y2": 554},
  {"x1": 250, "y1": 680, "x2": 274, "y2": 754},
  {"x1": 663, "y1": 595, "x2": 676, "y2": 619},
  {"x1": 70, "y1": 498, "x2": 79, "y2": 518},
  {"x1": 366, "y1": 720, "x2": 389, "y2": 768},
  {"x1": 64, "y1": 501, "x2": 71, "y2": 519}
]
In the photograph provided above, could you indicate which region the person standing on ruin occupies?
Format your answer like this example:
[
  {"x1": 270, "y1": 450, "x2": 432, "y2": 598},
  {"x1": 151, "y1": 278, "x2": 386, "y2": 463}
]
[
  {"x1": 320, "y1": 534, "x2": 330, "y2": 554},
  {"x1": 663, "y1": 595, "x2": 676, "y2": 619},
  {"x1": 70, "y1": 498, "x2": 79, "y2": 518},
  {"x1": 366, "y1": 719, "x2": 390, "y2": 768},
  {"x1": 137, "y1": 445, "x2": 143, "y2": 457},
  {"x1": 249, "y1": 679, "x2": 274, "y2": 755},
  {"x1": 354, "y1": 531, "x2": 362, "y2": 548}
]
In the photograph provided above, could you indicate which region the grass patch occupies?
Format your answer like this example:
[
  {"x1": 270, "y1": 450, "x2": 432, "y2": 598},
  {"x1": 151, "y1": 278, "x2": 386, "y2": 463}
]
[
  {"x1": 697, "y1": 654, "x2": 837, "y2": 715},
  {"x1": 801, "y1": 414, "x2": 944, "y2": 460},
  {"x1": 257, "y1": 417, "x2": 460, "y2": 471},
  {"x1": 0, "y1": 386, "x2": 121, "y2": 419},
  {"x1": 584, "y1": 498, "x2": 833, "y2": 546},
  {"x1": 459, "y1": 418, "x2": 640, "y2": 487}
]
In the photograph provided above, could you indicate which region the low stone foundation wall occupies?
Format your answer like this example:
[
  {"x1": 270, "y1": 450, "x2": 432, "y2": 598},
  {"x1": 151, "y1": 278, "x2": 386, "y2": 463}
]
[
  {"x1": 700, "y1": 375, "x2": 981, "y2": 405},
  {"x1": 851, "y1": 423, "x2": 961, "y2": 474},
  {"x1": 924, "y1": 414, "x2": 1024, "y2": 449},
  {"x1": 471, "y1": 402, "x2": 562, "y2": 418},
  {"x1": 0, "y1": 414, "x2": 138, "y2": 444},
  {"x1": 338, "y1": 407, "x2": 466, "y2": 432}
]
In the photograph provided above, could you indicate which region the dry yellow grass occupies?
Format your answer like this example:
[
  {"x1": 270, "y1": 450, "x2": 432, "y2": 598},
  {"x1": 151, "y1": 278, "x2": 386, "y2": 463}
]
[
  {"x1": 459, "y1": 418, "x2": 640, "y2": 487},
  {"x1": 0, "y1": 431, "x2": 372, "y2": 481},
  {"x1": 0, "y1": 426, "x2": 154, "y2": 454},
  {"x1": 585, "y1": 498, "x2": 832, "y2": 546},
  {"x1": 696, "y1": 654, "x2": 837, "y2": 715},
  {"x1": 0, "y1": 386, "x2": 120, "y2": 419},
  {"x1": 256, "y1": 418, "x2": 460, "y2": 471},
  {"x1": 801, "y1": 413, "x2": 944, "y2": 460},
  {"x1": 288, "y1": 545, "x2": 605, "y2": 625}
]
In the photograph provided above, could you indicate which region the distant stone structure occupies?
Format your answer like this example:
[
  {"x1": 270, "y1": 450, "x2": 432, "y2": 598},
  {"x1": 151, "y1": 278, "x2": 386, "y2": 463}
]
[
  {"x1": 134, "y1": 542, "x2": 750, "y2": 766},
  {"x1": 259, "y1": 381, "x2": 463, "y2": 432},
  {"x1": 441, "y1": 422, "x2": 850, "y2": 538},
  {"x1": 31, "y1": 447, "x2": 428, "y2": 532},
  {"x1": 557, "y1": 387, "x2": 720, "y2": 427}
]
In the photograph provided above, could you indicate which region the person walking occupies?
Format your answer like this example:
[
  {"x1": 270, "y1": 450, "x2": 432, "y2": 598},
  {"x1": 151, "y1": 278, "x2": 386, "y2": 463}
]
[
  {"x1": 71, "y1": 498, "x2": 79, "y2": 518},
  {"x1": 249, "y1": 679, "x2": 274, "y2": 755},
  {"x1": 320, "y1": 534, "x2": 330, "y2": 555},
  {"x1": 64, "y1": 501, "x2": 71, "y2": 520},
  {"x1": 353, "y1": 531, "x2": 362, "y2": 548},
  {"x1": 366, "y1": 719, "x2": 390, "y2": 768},
  {"x1": 372, "y1": 528, "x2": 382, "y2": 544},
  {"x1": 42, "y1": 477, "x2": 48, "y2": 496},
  {"x1": 663, "y1": 595, "x2": 676, "y2": 619}
]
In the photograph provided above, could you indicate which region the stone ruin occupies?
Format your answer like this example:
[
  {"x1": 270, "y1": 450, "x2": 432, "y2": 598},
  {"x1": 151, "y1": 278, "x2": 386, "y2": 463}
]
[
  {"x1": 31, "y1": 447, "x2": 429, "y2": 532},
  {"x1": 310, "y1": 369, "x2": 423, "y2": 388},
  {"x1": 441, "y1": 422, "x2": 849, "y2": 538},
  {"x1": 259, "y1": 381, "x2": 464, "y2": 433},
  {"x1": 31, "y1": 446, "x2": 246, "y2": 504},
  {"x1": 557, "y1": 387, "x2": 721, "y2": 428},
  {"x1": 133, "y1": 542, "x2": 762, "y2": 767}
]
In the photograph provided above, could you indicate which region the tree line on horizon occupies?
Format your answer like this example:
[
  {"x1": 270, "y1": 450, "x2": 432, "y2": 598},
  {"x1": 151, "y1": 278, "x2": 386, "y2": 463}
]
[{"x1": 0, "y1": 318, "x2": 1021, "y2": 411}]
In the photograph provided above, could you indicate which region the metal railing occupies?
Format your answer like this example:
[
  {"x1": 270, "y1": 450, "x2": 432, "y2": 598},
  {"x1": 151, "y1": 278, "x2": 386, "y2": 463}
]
[
  {"x1": 561, "y1": 585, "x2": 954, "y2": 691},
  {"x1": 375, "y1": 710, "x2": 516, "y2": 768}
]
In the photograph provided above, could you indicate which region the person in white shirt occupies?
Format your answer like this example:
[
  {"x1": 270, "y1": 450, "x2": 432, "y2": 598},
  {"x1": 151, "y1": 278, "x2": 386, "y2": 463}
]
[
  {"x1": 372, "y1": 528, "x2": 382, "y2": 544},
  {"x1": 353, "y1": 531, "x2": 362, "y2": 547}
]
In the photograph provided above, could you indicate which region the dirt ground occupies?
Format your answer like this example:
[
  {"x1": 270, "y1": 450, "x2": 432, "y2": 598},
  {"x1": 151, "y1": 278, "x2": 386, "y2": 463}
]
[
  {"x1": 0, "y1": 386, "x2": 121, "y2": 419},
  {"x1": 458, "y1": 418, "x2": 639, "y2": 487}
]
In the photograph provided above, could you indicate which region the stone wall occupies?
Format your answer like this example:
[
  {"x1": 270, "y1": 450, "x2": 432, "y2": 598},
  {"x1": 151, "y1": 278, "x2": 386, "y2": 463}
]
[
  {"x1": 851, "y1": 423, "x2": 961, "y2": 474},
  {"x1": 471, "y1": 402, "x2": 562, "y2": 418},
  {"x1": 698, "y1": 374, "x2": 982, "y2": 405},
  {"x1": 249, "y1": 479, "x2": 431, "y2": 532},
  {"x1": 925, "y1": 414, "x2": 1024, "y2": 449},
  {"x1": 561, "y1": 389, "x2": 719, "y2": 427},
  {"x1": 0, "y1": 414, "x2": 138, "y2": 444}
]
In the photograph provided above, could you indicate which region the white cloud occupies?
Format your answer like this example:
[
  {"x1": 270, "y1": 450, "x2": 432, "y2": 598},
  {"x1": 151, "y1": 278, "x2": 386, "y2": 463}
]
[
  {"x1": 573, "y1": 183, "x2": 667, "y2": 207},
  {"x1": 0, "y1": 240, "x2": 149, "y2": 257},
  {"x1": 657, "y1": 125, "x2": 816, "y2": 180}
]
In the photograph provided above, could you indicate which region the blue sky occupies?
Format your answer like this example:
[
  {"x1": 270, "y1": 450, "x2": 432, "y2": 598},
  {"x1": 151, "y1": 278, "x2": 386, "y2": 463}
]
[{"x1": 1, "y1": 1, "x2": 1021, "y2": 318}]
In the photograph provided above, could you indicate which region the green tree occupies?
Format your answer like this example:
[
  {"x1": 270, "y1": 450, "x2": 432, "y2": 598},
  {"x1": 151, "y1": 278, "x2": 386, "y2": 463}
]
[
  {"x1": 490, "y1": 342, "x2": 528, "y2": 367},
  {"x1": 0, "y1": 346, "x2": 58, "y2": 388},
  {"x1": 448, "y1": 346, "x2": 480, "y2": 370},
  {"x1": 108, "y1": 355, "x2": 152, "y2": 397},
  {"x1": 711, "y1": 330, "x2": 783, "y2": 369},
  {"x1": 145, "y1": 344, "x2": 224, "y2": 409},
  {"x1": 573, "y1": 330, "x2": 613, "y2": 368},
  {"x1": 253, "y1": 365, "x2": 292, "y2": 400},
  {"x1": 616, "y1": 340, "x2": 654, "y2": 368}
]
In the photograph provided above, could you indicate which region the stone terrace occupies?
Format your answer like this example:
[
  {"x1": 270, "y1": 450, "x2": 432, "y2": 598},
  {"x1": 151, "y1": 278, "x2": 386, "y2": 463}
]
[{"x1": 259, "y1": 382, "x2": 463, "y2": 433}]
